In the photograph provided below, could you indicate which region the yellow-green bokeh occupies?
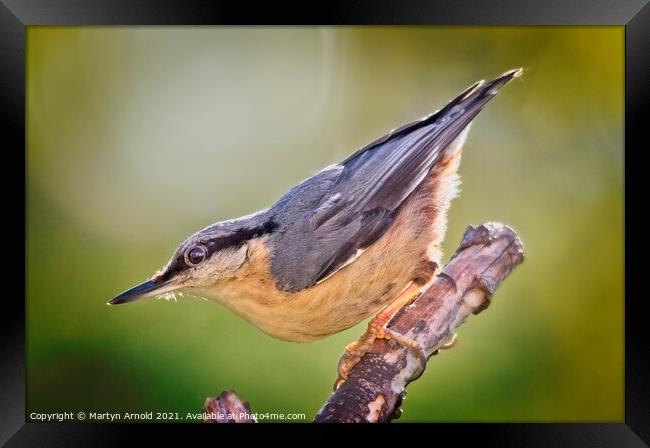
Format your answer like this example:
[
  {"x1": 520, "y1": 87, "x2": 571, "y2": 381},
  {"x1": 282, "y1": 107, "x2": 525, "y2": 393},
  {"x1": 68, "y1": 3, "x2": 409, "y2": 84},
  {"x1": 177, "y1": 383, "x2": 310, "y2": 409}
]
[{"x1": 26, "y1": 27, "x2": 624, "y2": 422}]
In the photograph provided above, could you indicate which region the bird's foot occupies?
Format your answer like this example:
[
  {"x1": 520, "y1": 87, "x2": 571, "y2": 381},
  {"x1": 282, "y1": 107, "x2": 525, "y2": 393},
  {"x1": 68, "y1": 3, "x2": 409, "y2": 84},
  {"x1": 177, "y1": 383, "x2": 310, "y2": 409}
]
[
  {"x1": 334, "y1": 323, "x2": 428, "y2": 390},
  {"x1": 334, "y1": 282, "x2": 426, "y2": 390}
]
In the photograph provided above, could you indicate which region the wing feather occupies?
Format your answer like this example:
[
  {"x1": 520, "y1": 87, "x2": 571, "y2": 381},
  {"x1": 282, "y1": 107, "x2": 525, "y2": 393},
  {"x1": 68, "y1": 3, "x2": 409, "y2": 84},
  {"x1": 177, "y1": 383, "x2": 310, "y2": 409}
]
[{"x1": 269, "y1": 71, "x2": 519, "y2": 292}]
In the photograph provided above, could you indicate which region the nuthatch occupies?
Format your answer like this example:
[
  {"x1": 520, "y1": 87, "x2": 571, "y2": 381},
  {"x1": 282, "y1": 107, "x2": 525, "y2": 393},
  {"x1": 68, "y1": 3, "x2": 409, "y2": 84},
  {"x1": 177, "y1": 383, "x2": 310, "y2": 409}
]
[{"x1": 109, "y1": 68, "x2": 521, "y2": 385}]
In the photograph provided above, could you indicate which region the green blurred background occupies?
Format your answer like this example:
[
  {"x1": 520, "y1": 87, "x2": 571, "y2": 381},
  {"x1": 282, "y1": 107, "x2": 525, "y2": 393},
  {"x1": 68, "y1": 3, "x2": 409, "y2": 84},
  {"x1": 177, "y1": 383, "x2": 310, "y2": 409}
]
[{"x1": 26, "y1": 27, "x2": 623, "y2": 422}]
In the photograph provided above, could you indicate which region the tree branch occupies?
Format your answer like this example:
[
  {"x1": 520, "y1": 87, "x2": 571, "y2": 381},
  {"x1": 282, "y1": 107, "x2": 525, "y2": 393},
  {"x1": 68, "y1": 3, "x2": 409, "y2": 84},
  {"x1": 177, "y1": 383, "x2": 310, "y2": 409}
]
[
  {"x1": 314, "y1": 222, "x2": 524, "y2": 422},
  {"x1": 203, "y1": 391, "x2": 256, "y2": 423},
  {"x1": 205, "y1": 222, "x2": 524, "y2": 423}
]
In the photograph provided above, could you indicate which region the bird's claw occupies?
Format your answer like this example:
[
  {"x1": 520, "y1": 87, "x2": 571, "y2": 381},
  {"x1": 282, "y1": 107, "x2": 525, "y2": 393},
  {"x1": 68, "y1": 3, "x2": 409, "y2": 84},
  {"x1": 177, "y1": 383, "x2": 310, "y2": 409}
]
[
  {"x1": 334, "y1": 332, "x2": 375, "y2": 390},
  {"x1": 439, "y1": 332, "x2": 457, "y2": 349},
  {"x1": 335, "y1": 281, "x2": 426, "y2": 389},
  {"x1": 334, "y1": 323, "x2": 427, "y2": 390}
]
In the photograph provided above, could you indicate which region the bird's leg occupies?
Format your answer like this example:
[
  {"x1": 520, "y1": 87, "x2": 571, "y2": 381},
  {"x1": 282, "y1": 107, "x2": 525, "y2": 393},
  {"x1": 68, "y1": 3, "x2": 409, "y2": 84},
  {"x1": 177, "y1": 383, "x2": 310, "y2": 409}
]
[{"x1": 335, "y1": 282, "x2": 427, "y2": 389}]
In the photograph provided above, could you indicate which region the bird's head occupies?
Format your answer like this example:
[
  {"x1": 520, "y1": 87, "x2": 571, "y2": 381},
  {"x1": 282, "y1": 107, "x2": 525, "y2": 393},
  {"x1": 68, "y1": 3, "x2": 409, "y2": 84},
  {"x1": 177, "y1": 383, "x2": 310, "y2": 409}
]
[{"x1": 108, "y1": 213, "x2": 276, "y2": 305}]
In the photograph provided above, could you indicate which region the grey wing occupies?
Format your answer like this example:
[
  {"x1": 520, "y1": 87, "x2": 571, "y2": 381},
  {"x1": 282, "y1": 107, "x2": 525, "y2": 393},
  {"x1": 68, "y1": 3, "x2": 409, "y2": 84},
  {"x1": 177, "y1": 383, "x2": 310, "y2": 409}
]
[
  {"x1": 268, "y1": 125, "x2": 446, "y2": 293},
  {"x1": 269, "y1": 71, "x2": 518, "y2": 292}
]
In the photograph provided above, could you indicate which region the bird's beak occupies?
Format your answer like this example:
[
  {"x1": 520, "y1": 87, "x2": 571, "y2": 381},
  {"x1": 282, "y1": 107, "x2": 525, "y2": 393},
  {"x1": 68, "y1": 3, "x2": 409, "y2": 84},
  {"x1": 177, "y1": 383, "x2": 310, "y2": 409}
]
[{"x1": 107, "y1": 277, "x2": 179, "y2": 305}]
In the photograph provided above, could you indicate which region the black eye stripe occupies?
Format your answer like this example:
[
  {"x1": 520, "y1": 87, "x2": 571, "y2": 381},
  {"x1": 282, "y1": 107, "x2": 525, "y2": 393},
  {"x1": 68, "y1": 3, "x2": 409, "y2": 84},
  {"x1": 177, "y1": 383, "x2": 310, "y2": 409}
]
[
  {"x1": 205, "y1": 220, "x2": 278, "y2": 254},
  {"x1": 162, "y1": 219, "x2": 278, "y2": 278}
]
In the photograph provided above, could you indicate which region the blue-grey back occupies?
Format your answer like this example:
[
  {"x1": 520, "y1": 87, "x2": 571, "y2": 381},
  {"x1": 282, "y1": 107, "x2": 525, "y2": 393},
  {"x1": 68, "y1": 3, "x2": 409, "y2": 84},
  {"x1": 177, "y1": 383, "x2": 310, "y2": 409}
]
[{"x1": 266, "y1": 71, "x2": 519, "y2": 292}]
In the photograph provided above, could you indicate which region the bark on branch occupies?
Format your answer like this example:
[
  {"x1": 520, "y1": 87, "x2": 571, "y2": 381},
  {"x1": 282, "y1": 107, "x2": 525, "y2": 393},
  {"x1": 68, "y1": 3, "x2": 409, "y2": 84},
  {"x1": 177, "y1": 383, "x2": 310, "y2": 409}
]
[
  {"x1": 315, "y1": 222, "x2": 524, "y2": 422},
  {"x1": 203, "y1": 391, "x2": 256, "y2": 423},
  {"x1": 205, "y1": 222, "x2": 524, "y2": 423}
]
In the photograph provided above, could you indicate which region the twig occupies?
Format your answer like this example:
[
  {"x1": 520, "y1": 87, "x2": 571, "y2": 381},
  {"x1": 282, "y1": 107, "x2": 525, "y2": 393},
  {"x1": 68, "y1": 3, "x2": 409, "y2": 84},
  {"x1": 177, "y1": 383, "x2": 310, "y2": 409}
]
[
  {"x1": 204, "y1": 222, "x2": 524, "y2": 423},
  {"x1": 203, "y1": 391, "x2": 256, "y2": 423}
]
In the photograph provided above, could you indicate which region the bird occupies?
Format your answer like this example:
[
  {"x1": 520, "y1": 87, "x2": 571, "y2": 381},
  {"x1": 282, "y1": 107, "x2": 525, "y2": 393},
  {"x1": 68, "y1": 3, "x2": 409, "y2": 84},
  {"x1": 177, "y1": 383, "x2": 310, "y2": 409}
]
[{"x1": 108, "y1": 68, "x2": 522, "y2": 386}]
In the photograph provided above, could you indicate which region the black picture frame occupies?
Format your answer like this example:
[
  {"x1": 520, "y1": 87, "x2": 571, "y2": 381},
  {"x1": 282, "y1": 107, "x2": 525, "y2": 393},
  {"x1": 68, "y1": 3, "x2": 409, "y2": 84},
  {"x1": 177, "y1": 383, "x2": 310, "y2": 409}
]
[{"x1": 5, "y1": 0, "x2": 648, "y2": 445}]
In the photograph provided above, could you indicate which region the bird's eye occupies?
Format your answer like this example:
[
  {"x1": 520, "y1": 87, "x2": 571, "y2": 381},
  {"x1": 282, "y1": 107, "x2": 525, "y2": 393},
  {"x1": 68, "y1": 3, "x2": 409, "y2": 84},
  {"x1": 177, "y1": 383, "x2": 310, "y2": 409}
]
[{"x1": 186, "y1": 245, "x2": 208, "y2": 266}]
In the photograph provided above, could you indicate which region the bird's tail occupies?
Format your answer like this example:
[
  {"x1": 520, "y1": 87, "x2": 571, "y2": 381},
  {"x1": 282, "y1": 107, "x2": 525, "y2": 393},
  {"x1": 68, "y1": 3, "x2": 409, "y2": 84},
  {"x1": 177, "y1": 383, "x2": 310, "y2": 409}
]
[
  {"x1": 343, "y1": 68, "x2": 523, "y2": 166},
  {"x1": 336, "y1": 68, "x2": 523, "y2": 216},
  {"x1": 411, "y1": 67, "x2": 524, "y2": 163},
  {"x1": 437, "y1": 67, "x2": 523, "y2": 122}
]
